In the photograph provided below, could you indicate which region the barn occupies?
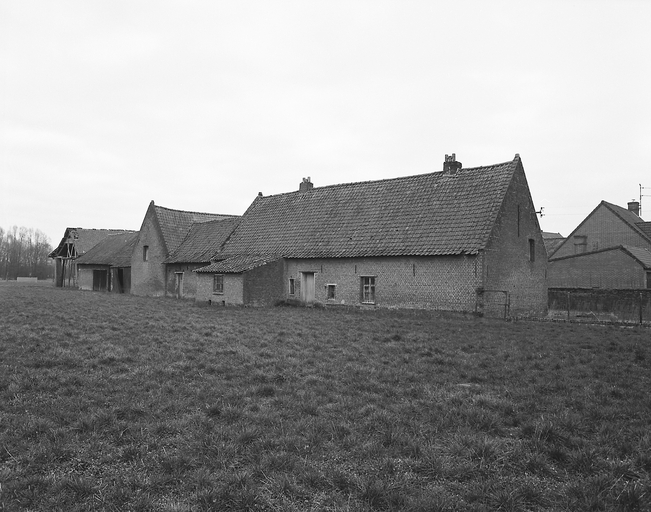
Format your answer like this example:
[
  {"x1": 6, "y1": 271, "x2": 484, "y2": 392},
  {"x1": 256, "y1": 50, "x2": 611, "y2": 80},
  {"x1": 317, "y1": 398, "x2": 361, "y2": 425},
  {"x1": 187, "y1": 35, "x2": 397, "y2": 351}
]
[
  {"x1": 75, "y1": 232, "x2": 139, "y2": 293},
  {"x1": 49, "y1": 228, "x2": 136, "y2": 288},
  {"x1": 195, "y1": 154, "x2": 547, "y2": 316}
]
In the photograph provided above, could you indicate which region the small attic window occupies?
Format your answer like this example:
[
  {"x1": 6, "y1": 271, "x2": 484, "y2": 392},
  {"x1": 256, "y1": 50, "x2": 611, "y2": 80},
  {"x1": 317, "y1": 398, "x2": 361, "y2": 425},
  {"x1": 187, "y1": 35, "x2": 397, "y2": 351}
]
[{"x1": 143, "y1": 245, "x2": 149, "y2": 262}]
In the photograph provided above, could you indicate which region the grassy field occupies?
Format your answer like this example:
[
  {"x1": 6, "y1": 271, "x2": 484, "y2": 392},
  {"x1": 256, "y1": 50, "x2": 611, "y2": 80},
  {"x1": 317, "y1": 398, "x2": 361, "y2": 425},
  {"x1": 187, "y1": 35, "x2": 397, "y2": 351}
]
[{"x1": 1, "y1": 283, "x2": 650, "y2": 511}]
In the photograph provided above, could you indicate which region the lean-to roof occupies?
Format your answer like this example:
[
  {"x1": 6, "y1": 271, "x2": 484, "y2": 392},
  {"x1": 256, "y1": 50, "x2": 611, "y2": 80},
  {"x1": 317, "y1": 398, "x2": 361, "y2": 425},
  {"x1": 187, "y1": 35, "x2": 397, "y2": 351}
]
[{"x1": 75, "y1": 232, "x2": 139, "y2": 267}]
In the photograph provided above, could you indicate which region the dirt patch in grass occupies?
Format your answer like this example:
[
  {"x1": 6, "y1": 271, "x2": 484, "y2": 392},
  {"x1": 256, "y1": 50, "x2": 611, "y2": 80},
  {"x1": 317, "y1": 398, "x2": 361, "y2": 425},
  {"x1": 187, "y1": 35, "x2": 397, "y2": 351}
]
[{"x1": 1, "y1": 284, "x2": 650, "y2": 511}]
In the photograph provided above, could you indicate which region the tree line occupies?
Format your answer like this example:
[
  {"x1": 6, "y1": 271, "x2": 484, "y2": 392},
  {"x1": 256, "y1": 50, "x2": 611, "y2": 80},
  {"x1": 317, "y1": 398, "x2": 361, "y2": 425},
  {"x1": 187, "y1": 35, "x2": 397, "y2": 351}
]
[{"x1": 0, "y1": 226, "x2": 54, "y2": 280}]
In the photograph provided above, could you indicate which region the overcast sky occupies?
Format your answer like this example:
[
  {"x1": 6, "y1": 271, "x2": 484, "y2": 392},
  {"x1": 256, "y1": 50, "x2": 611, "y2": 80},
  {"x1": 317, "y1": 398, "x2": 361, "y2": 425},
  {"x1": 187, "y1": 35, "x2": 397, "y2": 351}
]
[{"x1": 2, "y1": 0, "x2": 650, "y2": 246}]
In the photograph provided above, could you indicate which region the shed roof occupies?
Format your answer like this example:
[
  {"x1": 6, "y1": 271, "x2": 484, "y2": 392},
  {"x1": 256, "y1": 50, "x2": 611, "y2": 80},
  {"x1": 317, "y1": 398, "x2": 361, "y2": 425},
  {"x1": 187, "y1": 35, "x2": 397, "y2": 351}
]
[
  {"x1": 75, "y1": 232, "x2": 139, "y2": 267},
  {"x1": 165, "y1": 217, "x2": 240, "y2": 264},
  {"x1": 49, "y1": 228, "x2": 136, "y2": 258},
  {"x1": 195, "y1": 254, "x2": 280, "y2": 274},
  {"x1": 217, "y1": 156, "x2": 521, "y2": 259}
]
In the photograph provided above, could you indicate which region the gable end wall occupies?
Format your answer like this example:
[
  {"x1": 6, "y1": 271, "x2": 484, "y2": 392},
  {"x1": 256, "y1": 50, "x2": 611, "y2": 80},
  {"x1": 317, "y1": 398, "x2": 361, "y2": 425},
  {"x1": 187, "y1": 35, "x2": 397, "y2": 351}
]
[
  {"x1": 484, "y1": 164, "x2": 548, "y2": 316},
  {"x1": 131, "y1": 207, "x2": 167, "y2": 296},
  {"x1": 552, "y1": 205, "x2": 651, "y2": 259}
]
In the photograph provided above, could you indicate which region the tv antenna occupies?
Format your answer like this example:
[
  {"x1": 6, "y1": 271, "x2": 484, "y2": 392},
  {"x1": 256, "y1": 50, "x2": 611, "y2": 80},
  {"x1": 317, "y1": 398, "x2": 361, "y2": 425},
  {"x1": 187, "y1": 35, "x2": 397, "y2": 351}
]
[{"x1": 641, "y1": 184, "x2": 651, "y2": 218}]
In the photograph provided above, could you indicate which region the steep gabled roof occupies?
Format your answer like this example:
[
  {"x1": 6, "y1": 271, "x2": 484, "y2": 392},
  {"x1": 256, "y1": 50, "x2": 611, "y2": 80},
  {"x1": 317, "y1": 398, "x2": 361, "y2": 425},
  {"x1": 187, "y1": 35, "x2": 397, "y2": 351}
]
[
  {"x1": 601, "y1": 201, "x2": 651, "y2": 243},
  {"x1": 49, "y1": 228, "x2": 136, "y2": 258},
  {"x1": 165, "y1": 217, "x2": 240, "y2": 264},
  {"x1": 76, "y1": 232, "x2": 139, "y2": 267},
  {"x1": 217, "y1": 156, "x2": 521, "y2": 259},
  {"x1": 148, "y1": 202, "x2": 238, "y2": 256}
]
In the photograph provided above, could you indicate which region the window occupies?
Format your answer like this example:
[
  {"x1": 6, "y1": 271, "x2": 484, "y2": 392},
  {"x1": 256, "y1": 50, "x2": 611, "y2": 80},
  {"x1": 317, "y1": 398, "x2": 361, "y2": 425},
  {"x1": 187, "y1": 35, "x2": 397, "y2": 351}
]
[
  {"x1": 143, "y1": 245, "x2": 149, "y2": 262},
  {"x1": 326, "y1": 284, "x2": 336, "y2": 300},
  {"x1": 360, "y1": 276, "x2": 376, "y2": 304},
  {"x1": 647, "y1": 272, "x2": 651, "y2": 289},
  {"x1": 289, "y1": 278, "x2": 295, "y2": 295},
  {"x1": 213, "y1": 274, "x2": 224, "y2": 294},
  {"x1": 573, "y1": 236, "x2": 587, "y2": 254},
  {"x1": 529, "y1": 239, "x2": 535, "y2": 262}
]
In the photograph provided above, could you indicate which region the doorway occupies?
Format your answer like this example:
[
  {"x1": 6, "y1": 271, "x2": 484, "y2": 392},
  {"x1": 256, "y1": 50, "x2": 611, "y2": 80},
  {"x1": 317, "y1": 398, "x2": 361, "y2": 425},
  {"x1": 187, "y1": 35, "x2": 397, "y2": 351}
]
[
  {"x1": 175, "y1": 272, "x2": 184, "y2": 298},
  {"x1": 301, "y1": 272, "x2": 315, "y2": 303}
]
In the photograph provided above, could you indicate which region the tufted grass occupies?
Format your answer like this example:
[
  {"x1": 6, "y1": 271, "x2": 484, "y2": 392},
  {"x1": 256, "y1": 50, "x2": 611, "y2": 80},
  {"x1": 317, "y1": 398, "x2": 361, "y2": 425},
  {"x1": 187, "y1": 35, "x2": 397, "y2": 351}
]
[{"x1": 1, "y1": 282, "x2": 650, "y2": 511}]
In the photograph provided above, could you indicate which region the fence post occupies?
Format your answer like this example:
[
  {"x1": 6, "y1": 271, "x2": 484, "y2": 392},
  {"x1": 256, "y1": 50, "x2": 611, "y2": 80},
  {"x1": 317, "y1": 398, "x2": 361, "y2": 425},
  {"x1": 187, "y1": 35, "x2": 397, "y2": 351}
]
[
  {"x1": 567, "y1": 291, "x2": 570, "y2": 321},
  {"x1": 640, "y1": 292, "x2": 644, "y2": 325}
]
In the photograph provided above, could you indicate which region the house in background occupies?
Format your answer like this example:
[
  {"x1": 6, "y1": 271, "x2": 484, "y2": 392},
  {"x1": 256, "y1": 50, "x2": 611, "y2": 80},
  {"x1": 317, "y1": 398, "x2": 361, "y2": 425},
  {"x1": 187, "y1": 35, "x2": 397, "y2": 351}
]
[
  {"x1": 130, "y1": 201, "x2": 238, "y2": 297},
  {"x1": 49, "y1": 228, "x2": 135, "y2": 288},
  {"x1": 542, "y1": 232, "x2": 565, "y2": 256},
  {"x1": 75, "y1": 232, "x2": 139, "y2": 292},
  {"x1": 548, "y1": 200, "x2": 651, "y2": 289},
  {"x1": 164, "y1": 217, "x2": 240, "y2": 299},
  {"x1": 195, "y1": 154, "x2": 548, "y2": 317}
]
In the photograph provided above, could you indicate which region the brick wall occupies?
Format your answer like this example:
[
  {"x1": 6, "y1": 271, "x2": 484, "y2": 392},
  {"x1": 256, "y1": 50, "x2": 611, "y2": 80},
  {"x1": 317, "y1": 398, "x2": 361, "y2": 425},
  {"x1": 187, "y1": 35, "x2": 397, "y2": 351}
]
[
  {"x1": 130, "y1": 208, "x2": 167, "y2": 296},
  {"x1": 77, "y1": 265, "x2": 105, "y2": 291},
  {"x1": 552, "y1": 205, "x2": 651, "y2": 259},
  {"x1": 243, "y1": 259, "x2": 285, "y2": 306},
  {"x1": 285, "y1": 255, "x2": 481, "y2": 312},
  {"x1": 483, "y1": 163, "x2": 548, "y2": 316},
  {"x1": 196, "y1": 273, "x2": 244, "y2": 305},
  {"x1": 548, "y1": 248, "x2": 647, "y2": 288},
  {"x1": 165, "y1": 263, "x2": 205, "y2": 299}
]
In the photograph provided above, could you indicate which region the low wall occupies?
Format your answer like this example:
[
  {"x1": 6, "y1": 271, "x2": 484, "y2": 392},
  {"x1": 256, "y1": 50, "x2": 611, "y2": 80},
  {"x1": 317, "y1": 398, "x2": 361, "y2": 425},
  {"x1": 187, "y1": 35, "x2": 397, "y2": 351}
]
[{"x1": 549, "y1": 288, "x2": 651, "y2": 323}]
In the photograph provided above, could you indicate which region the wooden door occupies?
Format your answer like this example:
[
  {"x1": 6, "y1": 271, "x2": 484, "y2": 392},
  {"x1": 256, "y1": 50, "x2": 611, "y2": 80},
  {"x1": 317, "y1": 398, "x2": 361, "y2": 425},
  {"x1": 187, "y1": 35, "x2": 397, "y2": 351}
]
[{"x1": 301, "y1": 272, "x2": 315, "y2": 303}]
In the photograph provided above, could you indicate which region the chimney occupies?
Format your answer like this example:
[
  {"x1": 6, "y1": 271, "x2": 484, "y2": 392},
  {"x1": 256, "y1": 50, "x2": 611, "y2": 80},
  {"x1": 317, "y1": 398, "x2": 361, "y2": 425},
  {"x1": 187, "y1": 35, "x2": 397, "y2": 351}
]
[
  {"x1": 628, "y1": 200, "x2": 640, "y2": 216},
  {"x1": 443, "y1": 153, "x2": 462, "y2": 175},
  {"x1": 299, "y1": 177, "x2": 313, "y2": 192}
]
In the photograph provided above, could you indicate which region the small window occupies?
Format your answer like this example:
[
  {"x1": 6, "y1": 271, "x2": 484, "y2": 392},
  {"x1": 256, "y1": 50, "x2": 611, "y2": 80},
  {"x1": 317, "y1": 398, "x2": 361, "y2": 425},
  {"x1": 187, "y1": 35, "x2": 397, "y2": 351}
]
[
  {"x1": 289, "y1": 278, "x2": 295, "y2": 295},
  {"x1": 326, "y1": 284, "x2": 336, "y2": 300},
  {"x1": 573, "y1": 235, "x2": 587, "y2": 254},
  {"x1": 360, "y1": 276, "x2": 376, "y2": 304},
  {"x1": 213, "y1": 274, "x2": 224, "y2": 294},
  {"x1": 529, "y1": 239, "x2": 535, "y2": 262},
  {"x1": 647, "y1": 272, "x2": 651, "y2": 289},
  {"x1": 143, "y1": 245, "x2": 149, "y2": 262}
]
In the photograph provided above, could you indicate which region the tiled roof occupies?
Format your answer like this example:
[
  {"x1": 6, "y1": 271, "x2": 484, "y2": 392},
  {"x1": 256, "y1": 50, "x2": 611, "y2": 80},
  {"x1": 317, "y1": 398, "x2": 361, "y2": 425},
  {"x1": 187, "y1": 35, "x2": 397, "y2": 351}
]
[
  {"x1": 165, "y1": 217, "x2": 240, "y2": 264},
  {"x1": 76, "y1": 232, "x2": 139, "y2": 267},
  {"x1": 151, "y1": 203, "x2": 238, "y2": 256},
  {"x1": 195, "y1": 254, "x2": 280, "y2": 274},
  {"x1": 602, "y1": 201, "x2": 651, "y2": 243},
  {"x1": 622, "y1": 245, "x2": 651, "y2": 268},
  {"x1": 542, "y1": 232, "x2": 565, "y2": 255},
  {"x1": 635, "y1": 222, "x2": 651, "y2": 240},
  {"x1": 218, "y1": 156, "x2": 520, "y2": 258},
  {"x1": 49, "y1": 228, "x2": 136, "y2": 258}
]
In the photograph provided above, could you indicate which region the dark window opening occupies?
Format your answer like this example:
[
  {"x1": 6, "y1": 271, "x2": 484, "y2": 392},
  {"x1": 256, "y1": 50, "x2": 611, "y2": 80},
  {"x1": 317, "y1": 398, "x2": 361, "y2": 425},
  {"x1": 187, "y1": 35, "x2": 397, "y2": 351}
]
[
  {"x1": 360, "y1": 276, "x2": 376, "y2": 304},
  {"x1": 529, "y1": 239, "x2": 535, "y2": 262},
  {"x1": 143, "y1": 245, "x2": 149, "y2": 262},
  {"x1": 326, "y1": 284, "x2": 336, "y2": 300},
  {"x1": 92, "y1": 269, "x2": 107, "y2": 291},
  {"x1": 289, "y1": 278, "x2": 295, "y2": 295}
]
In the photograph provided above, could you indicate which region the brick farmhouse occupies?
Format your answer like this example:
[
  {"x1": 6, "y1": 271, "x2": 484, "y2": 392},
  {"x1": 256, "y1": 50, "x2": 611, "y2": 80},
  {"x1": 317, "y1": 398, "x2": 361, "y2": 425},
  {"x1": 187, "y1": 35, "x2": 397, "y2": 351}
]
[
  {"x1": 194, "y1": 154, "x2": 548, "y2": 316},
  {"x1": 548, "y1": 200, "x2": 651, "y2": 288},
  {"x1": 130, "y1": 201, "x2": 239, "y2": 297}
]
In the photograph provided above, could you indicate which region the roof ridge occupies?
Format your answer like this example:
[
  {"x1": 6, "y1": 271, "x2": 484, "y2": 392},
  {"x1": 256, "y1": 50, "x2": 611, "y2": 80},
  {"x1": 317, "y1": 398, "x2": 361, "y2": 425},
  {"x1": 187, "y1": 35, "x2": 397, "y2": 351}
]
[
  {"x1": 255, "y1": 158, "x2": 518, "y2": 201},
  {"x1": 153, "y1": 203, "x2": 235, "y2": 217}
]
